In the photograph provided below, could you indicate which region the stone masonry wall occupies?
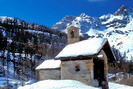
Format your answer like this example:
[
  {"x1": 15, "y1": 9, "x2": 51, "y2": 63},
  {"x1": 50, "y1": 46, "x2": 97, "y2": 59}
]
[
  {"x1": 61, "y1": 59, "x2": 94, "y2": 85},
  {"x1": 37, "y1": 69, "x2": 61, "y2": 81}
]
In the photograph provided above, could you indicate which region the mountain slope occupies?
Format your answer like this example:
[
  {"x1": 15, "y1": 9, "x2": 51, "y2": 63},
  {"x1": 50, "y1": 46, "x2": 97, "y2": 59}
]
[
  {"x1": 53, "y1": 5, "x2": 133, "y2": 61},
  {"x1": 53, "y1": 13, "x2": 105, "y2": 33},
  {"x1": 100, "y1": 5, "x2": 133, "y2": 29},
  {"x1": 53, "y1": 16, "x2": 76, "y2": 32}
]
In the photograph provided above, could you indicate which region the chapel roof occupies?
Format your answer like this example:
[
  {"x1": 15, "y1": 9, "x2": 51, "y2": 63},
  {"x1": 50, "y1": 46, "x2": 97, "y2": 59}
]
[
  {"x1": 55, "y1": 38, "x2": 108, "y2": 59},
  {"x1": 36, "y1": 59, "x2": 61, "y2": 70}
]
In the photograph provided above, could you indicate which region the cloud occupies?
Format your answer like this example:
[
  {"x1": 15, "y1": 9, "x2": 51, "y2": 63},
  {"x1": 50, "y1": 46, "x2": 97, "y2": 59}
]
[{"x1": 88, "y1": 0, "x2": 106, "y2": 2}]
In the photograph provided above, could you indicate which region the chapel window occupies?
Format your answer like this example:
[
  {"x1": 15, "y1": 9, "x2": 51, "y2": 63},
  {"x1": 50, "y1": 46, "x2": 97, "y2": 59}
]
[
  {"x1": 70, "y1": 30, "x2": 75, "y2": 38},
  {"x1": 75, "y1": 65, "x2": 80, "y2": 72}
]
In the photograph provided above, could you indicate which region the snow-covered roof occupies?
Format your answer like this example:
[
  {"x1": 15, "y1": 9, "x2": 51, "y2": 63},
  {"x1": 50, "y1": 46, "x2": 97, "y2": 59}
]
[
  {"x1": 36, "y1": 59, "x2": 61, "y2": 70},
  {"x1": 55, "y1": 38, "x2": 107, "y2": 59}
]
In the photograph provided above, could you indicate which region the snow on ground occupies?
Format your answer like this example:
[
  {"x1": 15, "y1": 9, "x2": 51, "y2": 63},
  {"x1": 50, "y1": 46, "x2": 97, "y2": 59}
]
[
  {"x1": 109, "y1": 82, "x2": 133, "y2": 89},
  {"x1": 102, "y1": 15, "x2": 123, "y2": 25},
  {"x1": 25, "y1": 29, "x2": 50, "y2": 35},
  {"x1": 36, "y1": 59, "x2": 61, "y2": 70},
  {"x1": 0, "y1": 77, "x2": 36, "y2": 88},
  {"x1": 18, "y1": 80, "x2": 98, "y2": 89},
  {"x1": 106, "y1": 30, "x2": 133, "y2": 61},
  {"x1": 125, "y1": 19, "x2": 133, "y2": 29},
  {"x1": 18, "y1": 80, "x2": 133, "y2": 89},
  {"x1": 86, "y1": 28, "x2": 98, "y2": 36},
  {"x1": 0, "y1": 77, "x2": 21, "y2": 88}
]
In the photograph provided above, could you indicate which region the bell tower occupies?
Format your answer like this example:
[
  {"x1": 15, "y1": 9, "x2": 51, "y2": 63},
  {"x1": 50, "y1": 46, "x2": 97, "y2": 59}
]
[{"x1": 67, "y1": 26, "x2": 80, "y2": 44}]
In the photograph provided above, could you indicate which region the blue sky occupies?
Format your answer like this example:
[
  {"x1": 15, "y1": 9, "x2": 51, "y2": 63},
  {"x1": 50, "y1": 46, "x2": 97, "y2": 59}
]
[{"x1": 0, "y1": 0, "x2": 132, "y2": 27}]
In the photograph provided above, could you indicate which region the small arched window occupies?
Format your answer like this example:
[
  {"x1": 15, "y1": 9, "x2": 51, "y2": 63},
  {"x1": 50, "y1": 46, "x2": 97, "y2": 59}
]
[
  {"x1": 75, "y1": 65, "x2": 80, "y2": 72},
  {"x1": 70, "y1": 30, "x2": 75, "y2": 38}
]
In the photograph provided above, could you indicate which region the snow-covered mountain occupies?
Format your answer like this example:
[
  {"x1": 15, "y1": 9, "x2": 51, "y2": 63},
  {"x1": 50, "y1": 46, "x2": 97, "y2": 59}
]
[
  {"x1": 100, "y1": 5, "x2": 133, "y2": 29},
  {"x1": 53, "y1": 5, "x2": 133, "y2": 61},
  {"x1": 53, "y1": 5, "x2": 133, "y2": 33},
  {"x1": 53, "y1": 13, "x2": 104, "y2": 33},
  {"x1": 53, "y1": 16, "x2": 76, "y2": 32}
]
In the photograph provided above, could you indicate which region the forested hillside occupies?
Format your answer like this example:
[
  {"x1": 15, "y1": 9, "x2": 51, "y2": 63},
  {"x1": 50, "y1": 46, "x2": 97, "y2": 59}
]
[{"x1": 0, "y1": 16, "x2": 67, "y2": 87}]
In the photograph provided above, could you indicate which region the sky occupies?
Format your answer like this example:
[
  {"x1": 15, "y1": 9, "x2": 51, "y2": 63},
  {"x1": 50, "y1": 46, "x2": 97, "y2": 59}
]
[{"x1": 0, "y1": 0, "x2": 132, "y2": 27}]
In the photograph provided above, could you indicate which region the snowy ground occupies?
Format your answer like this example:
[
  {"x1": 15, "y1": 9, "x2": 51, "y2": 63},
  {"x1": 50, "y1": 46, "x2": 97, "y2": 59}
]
[
  {"x1": 0, "y1": 77, "x2": 21, "y2": 88},
  {"x1": 109, "y1": 82, "x2": 133, "y2": 89},
  {"x1": 18, "y1": 80, "x2": 133, "y2": 89},
  {"x1": 0, "y1": 77, "x2": 36, "y2": 88}
]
